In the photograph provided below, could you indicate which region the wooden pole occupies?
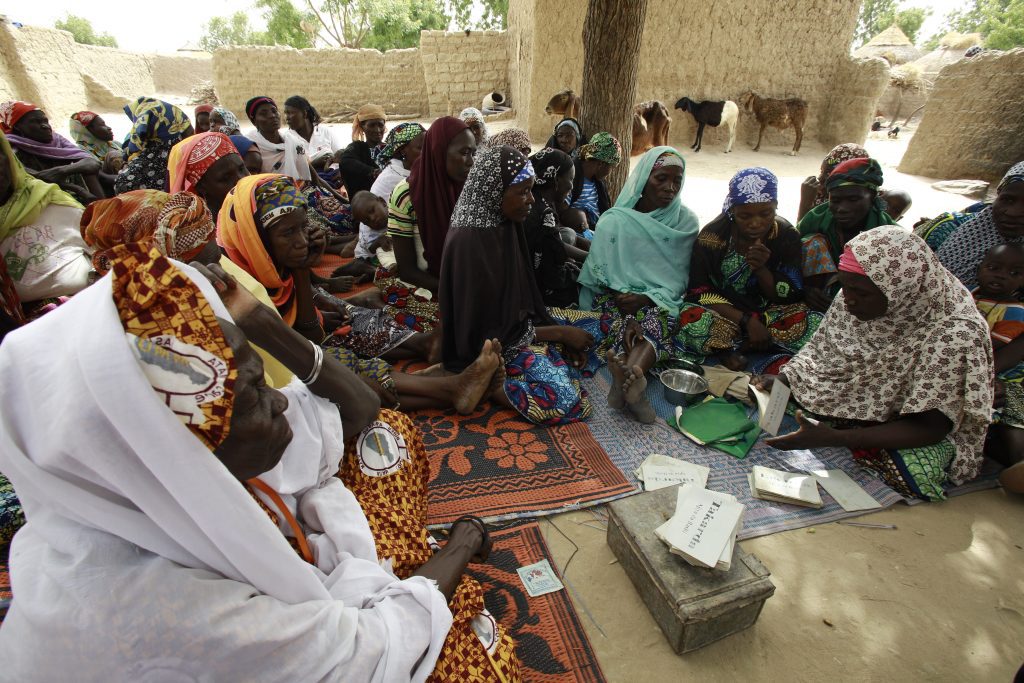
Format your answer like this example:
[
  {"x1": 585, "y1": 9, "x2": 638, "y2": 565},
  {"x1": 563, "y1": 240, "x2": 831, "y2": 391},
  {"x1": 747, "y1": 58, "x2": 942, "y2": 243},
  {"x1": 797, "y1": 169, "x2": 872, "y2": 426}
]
[{"x1": 580, "y1": 0, "x2": 649, "y2": 201}]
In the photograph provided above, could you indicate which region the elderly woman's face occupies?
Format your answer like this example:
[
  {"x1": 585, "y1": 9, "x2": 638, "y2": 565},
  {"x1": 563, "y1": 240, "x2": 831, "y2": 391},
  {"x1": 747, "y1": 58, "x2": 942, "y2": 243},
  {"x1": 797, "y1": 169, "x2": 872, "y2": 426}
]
[
  {"x1": 838, "y1": 271, "x2": 888, "y2": 321},
  {"x1": 993, "y1": 182, "x2": 1024, "y2": 239},
  {"x1": 732, "y1": 202, "x2": 776, "y2": 242},
  {"x1": 828, "y1": 186, "x2": 873, "y2": 231},
  {"x1": 213, "y1": 320, "x2": 292, "y2": 481},
  {"x1": 253, "y1": 103, "x2": 281, "y2": 134},
  {"x1": 361, "y1": 118, "x2": 386, "y2": 147},
  {"x1": 267, "y1": 209, "x2": 310, "y2": 269},
  {"x1": 87, "y1": 116, "x2": 115, "y2": 142},
  {"x1": 642, "y1": 164, "x2": 683, "y2": 209},
  {"x1": 555, "y1": 127, "x2": 577, "y2": 154},
  {"x1": 446, "y1": 129, "x2": 477, "y2": 183},
  {"x1": 501, "y1": 178, "x2": 535, "y2": 222},
  {"x1": 15, "y1": 110, "x2": 52, "y2": 144}
]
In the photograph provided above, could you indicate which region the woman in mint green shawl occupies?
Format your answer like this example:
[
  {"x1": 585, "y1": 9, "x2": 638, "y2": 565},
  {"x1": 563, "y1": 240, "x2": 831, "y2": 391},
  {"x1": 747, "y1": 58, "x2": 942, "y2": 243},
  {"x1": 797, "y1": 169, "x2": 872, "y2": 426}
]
[{"x1": 578, "y1": 146, "x2": 699, "y2": 423}]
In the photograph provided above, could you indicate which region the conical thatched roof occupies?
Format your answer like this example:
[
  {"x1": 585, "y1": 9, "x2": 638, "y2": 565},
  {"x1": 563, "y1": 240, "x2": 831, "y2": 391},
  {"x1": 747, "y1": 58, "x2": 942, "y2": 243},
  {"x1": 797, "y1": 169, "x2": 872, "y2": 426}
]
[
  {"x1": 910, "y1": 46, "x2": 964, "y2": 80},
  {"x1": 854, "y1": 24, "x2": 923, "y2": 65}
]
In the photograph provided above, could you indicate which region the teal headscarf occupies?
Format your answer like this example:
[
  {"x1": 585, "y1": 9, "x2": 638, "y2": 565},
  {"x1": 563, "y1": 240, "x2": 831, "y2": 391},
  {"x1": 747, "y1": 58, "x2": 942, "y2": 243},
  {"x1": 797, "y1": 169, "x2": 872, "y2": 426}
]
[{"x1": 577, "y1": 146, "x2": 699, "y2": 316}]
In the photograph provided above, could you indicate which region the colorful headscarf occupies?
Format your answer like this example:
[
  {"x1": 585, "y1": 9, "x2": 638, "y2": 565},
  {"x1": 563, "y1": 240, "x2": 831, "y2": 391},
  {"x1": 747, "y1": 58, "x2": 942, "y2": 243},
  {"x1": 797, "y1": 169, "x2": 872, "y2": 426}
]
[
  {"x1": 351, "y1": 104, "x2": 386, "y2": 142},
  {"x1": 578, "y1": 146, "x2": 699, "y2": 316},
  {"x1": 450, "y1": 146, "x2": 533, "y2": 232},
  {"x1": 408, "y1": 116, "x2": 471, "y2": 277},
  {"x1": 112, "y1": 243, "x2": 236, "y2": 450},
  {"x1": 0, "y1": 131, "x2": 81, "y2": 243},
  {"x1": 194, "y1": 104, "x2": 214, "y2": 118},
  {"x1": 934, "y1": 160, "x2": 1024, "y2": 289},
  {"x1": 782, "y1": 226, "x2": 993, "y2": 487},
  {"x1": 80, "y1": 189, "x2": 172, "y2": 273},
  {"x1": 837, "y1": 245, "x2": 866, "y2": 276},
  {"x1": 579, "y1": 132, "x2": 622, "y2": 166},
  {"x1": 212, "y1": 107, "x2": 241, "y2": 135},
  {"x1": 255, "y1": 175, "x2": 306, "y2": 227},
  {"x1": 153, "y1": 192, "x2": 216, "y2": 262},
  {"x1": 529, "y1": 147, "x2": 573, "y2": 188},
  {"x1": 458, "y1": 107, "x2": 489, "y2": 143},
  {"x1": 218, "y1": 174, "x2": 304, "y2": 324},
  {"x1": 245, "y1": 96, "x2": 276, "y2": 124},
  {"x1": 814, "y1": 143, "x2": 868, "y2": 205},
  {"x1": 490, "y1": 128, "x2": 531, "y2": 155},
  {"x1": 229, "y1": 135, "x2": 255, "y2": 156},
  {"x1": 123, "y1": 98, "x2": 192, "y2": 162},
  {"x1": 723, "y1": 167, "x2": 779, "y2": 212},
  {"x1": 70, "y1": 111, "x2": 121, "y2": 162},
  {"x1": 377, "y1": 122, "x2": 425, "y2": 168},
  {"x1": 167, "y1": 132, "x2": 239, "y2": 194},
  {"x1": 0, "y1": 101, "x2": 38, "y2": 134},
  {"x1": 826, "y1": 157, "x2": 883, "y2": 192}
]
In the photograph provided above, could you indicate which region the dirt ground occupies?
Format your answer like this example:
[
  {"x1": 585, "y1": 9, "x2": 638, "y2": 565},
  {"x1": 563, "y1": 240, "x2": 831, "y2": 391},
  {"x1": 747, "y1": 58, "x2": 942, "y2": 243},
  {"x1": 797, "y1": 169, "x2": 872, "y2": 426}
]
[{"x1": 76, "y1": 108, "x2": 1023, "y2": 680}]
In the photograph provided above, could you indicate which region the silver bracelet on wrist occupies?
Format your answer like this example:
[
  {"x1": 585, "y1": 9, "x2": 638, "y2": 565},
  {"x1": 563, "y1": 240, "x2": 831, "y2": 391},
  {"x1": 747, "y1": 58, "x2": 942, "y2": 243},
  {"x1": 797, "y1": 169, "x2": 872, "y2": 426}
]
[{"x1": 301, "y1": 340, "x2": 324, "y2": 385}]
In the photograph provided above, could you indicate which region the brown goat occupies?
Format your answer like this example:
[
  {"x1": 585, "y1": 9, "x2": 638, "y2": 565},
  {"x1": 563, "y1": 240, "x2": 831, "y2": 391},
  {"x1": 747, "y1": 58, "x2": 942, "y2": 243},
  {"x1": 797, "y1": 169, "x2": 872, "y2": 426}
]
[
  {"x1": 631, "y1": 101, "x2": 671, "y2": 155},
  {"x1": 739, "y1": 91, "x2": 808, "y2": 155},
  {"x1": 545, "y1": 89, "x2": 582, "y2": 120}
]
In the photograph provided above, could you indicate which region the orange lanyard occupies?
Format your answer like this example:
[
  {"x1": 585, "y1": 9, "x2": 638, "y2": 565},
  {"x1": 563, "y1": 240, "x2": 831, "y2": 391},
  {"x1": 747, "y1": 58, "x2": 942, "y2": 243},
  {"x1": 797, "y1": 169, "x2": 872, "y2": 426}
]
[{"x1": 248, "y1": 478, "x2": 315, "y2": 565}]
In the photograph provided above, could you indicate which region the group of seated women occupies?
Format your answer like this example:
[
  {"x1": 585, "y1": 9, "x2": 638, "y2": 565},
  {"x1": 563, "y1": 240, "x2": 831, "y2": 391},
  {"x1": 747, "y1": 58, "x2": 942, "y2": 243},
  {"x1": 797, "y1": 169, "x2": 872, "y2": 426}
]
[{"x1": 0, "y1": 88, "x2": 1022, "y2": 678}]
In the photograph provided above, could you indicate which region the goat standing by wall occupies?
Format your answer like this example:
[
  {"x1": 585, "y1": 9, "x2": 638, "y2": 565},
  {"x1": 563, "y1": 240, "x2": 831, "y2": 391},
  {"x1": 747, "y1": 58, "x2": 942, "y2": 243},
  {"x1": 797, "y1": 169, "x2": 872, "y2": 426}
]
[
  {"x1": 739, "y1": 91, "x2": 808, "y2": 155},
  {"x1": 631, "y1": 101, "x2": 671, "y2": 155},
  {"x1": 673, "y1": 97, "x2": 738, "y2": 152},
  {"x1": 545, "y1": 90, "x2": 582, "y2": 120}
]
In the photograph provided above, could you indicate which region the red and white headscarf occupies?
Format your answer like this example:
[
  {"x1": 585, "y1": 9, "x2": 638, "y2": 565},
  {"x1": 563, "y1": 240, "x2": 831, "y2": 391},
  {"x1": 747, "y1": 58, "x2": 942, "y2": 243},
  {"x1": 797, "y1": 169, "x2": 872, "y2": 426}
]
[
  {"x1": 167, "y1": 132, "x2": 239, "y2": 194},
  {"x1": 0, "y1": 101, "x2": 40, "y2": 134}
]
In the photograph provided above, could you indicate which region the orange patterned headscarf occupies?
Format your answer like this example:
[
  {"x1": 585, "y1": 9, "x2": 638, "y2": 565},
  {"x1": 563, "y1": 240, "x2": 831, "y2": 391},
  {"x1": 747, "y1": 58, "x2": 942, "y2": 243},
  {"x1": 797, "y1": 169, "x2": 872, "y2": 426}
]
[
  {"x1": 111, "y1": 243, "x2": 236, "y2": 450},
  {"x1": 217, "y1": 174, "x2": 299, "y2": 324},
  {"x1": 81, "y1": 191, "x2": 215, "y2": 273},
  {"x1": 167, "y1": 132, "x2": 239, "y2": 194}
]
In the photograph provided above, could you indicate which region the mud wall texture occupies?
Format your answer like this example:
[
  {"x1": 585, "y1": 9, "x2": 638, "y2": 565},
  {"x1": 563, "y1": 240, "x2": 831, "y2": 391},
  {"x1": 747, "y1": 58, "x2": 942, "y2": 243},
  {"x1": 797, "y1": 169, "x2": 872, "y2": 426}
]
[
  {"x1": 0, "y1": 23, "x2": 211, "y2": 126},
  {"x1": 212, "y1": 31, "x2": 507, "y2": 121},
  {"x1": 899, "y1": 49, "x2": 1024, "y2": 181},
  {"x1": 212, "y1": 45, "x2": 429, "y2": 119},
  {"x1": 509, "y1": 0, "x2": 889, "y2": 153}
]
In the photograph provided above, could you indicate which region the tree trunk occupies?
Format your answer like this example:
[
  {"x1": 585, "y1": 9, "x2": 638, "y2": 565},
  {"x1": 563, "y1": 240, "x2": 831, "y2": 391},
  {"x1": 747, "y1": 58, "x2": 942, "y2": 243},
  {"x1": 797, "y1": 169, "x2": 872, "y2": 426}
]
[
  {"x1": 580, "y1": 0, "x2": 648, "y2": 201},
  {"x1": 903, "y1": 104, "x2": 926, "y2": 126}
]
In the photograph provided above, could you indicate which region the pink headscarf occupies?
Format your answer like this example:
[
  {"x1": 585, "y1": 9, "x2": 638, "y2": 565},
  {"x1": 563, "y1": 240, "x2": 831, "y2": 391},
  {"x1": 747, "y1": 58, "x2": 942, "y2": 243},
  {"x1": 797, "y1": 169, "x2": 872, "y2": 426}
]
[{"x1": 838, "y1": 245, "x2": 866, "y2": 276}]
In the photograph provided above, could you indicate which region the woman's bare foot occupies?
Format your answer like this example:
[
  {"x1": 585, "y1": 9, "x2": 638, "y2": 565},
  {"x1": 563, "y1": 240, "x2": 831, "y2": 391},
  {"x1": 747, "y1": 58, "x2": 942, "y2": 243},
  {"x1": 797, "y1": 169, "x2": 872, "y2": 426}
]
[
  {"x1": 325, "y1": 276, "x2": 355, "y2": 293},
  {"x1": 623, "y1": 364, "x2": 655, "y2": 424},
  {"x1": 488, "y1": 339, "x2": 507, "y2": 404},
  {"x1": 427, "y1": 326, "x2": 443, "y2": 365},
  {"x1": 346, "y1": 288, "x2": 385, "y2": 309},
  {"x1": 606, "y1": 349, "x2": 626, "y2": 409},
  {"x1": 453, "y1": 340, "x2": 501, "y2": 415},
  {"x1": 721, "y1": 351, "x2": 747, "y2": 372}
]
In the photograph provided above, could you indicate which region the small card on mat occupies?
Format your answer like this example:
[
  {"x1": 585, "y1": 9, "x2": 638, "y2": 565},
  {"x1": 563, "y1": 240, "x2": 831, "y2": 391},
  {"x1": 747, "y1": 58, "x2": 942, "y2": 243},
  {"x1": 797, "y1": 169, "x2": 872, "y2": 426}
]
[{"x1": 517, "y1": 559, "x2": 565, "y2": 597}]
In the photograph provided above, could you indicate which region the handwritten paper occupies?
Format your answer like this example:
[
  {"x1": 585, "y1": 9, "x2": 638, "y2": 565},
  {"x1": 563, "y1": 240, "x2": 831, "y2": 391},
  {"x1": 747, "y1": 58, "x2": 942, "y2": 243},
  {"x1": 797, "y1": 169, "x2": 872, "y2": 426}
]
[{"x1": 750, "y1": 381, "x2": 790, "y2": 436}]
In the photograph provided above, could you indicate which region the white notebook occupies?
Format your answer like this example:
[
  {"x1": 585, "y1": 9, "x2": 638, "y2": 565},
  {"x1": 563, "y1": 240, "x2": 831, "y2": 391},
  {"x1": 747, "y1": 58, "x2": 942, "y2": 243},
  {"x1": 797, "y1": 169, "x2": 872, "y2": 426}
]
[
  {"x1": 636, "y1": 454, "x2": 710, "y2": 491},
  {"x1": 655, "y1": 484, "x2": 744, "y2": 570},
  {"x1": 751, "y1": 465, "x2": 822, "y2": 508}
]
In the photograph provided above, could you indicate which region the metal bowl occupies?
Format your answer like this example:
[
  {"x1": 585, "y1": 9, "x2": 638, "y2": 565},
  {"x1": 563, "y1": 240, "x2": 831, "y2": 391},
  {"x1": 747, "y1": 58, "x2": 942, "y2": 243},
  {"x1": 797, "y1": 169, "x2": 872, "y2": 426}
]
[{"x1": 661, "y1": 369, "x2": 709, "y2": 406}]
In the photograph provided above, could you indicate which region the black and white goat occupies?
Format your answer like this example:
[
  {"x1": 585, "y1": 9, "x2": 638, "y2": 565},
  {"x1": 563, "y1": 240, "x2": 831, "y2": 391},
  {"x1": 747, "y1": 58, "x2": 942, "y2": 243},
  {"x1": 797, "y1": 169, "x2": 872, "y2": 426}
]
[{"x1": 673, "y1": 97, "x2": 738, "y2": 153}]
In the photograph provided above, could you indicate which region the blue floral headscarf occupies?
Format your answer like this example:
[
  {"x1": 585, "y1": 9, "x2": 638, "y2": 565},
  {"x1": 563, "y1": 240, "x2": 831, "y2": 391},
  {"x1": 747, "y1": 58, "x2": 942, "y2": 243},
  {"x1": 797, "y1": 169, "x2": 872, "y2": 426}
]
[{"x1": 723, "y1": 167, "x2": 778, "y2": 212}]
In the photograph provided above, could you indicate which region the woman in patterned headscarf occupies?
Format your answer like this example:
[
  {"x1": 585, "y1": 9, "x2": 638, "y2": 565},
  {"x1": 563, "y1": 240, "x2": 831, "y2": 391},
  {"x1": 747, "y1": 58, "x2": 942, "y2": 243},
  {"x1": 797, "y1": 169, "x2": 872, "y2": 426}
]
[
  {"x1": 115, "y1": 98, "x2": 194, "y2": 194},
  {"x1": 0, "y1": 242, "x2": 520, "y2": 681},
  {"x1": 458, "y1": 107, "x2": 489, "y2": 147},
  {"x1": 489, "y1": 127, "x2": 531, "y2": 157},
  {"x1": 210, "y1": 107, "x2": 241, "y2": 135},
  {"x1": 796, "y1": 156, "x2": 896, "y2": 310},
  {"x1": 916, "y1": 160, "x2": 1024, "y2": 290},
  {"x1": 219, "y1": 174, "x2": 503, "y2": 413},
  {"x1": 440, "y1": 145, "x2": 604, "y2": 426},
  {"x1": 678, "y1": 168, "x2": 822, "y2": 372},
  {"x1": 798, "y1": 143, "x2": 911, "y2": 222},
  {"x1": 578, "y1": 146, "x2": 698, "y2": 423},
  {"x1": 524, "y1": 146, "x2": 583, "y2": 307},
  {"x1": 756, "y1": 226, "x2": 993, "y2": 501},
  {"x1": 567, "y1": 131, "x2": 621, "y2": 233}
]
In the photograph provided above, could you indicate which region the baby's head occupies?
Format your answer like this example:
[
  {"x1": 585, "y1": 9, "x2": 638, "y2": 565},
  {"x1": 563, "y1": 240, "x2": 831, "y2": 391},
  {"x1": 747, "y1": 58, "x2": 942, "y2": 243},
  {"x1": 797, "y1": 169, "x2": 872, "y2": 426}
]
[
  {"x1": 351, "y1": 191, "x2": 388, "y2": 232},
  {"x1": 103, "y1": 150, "x2": 124, "y2": 174},
  {"x1": 977, "y1": 243, "x2": 1024, "y2": 299}
]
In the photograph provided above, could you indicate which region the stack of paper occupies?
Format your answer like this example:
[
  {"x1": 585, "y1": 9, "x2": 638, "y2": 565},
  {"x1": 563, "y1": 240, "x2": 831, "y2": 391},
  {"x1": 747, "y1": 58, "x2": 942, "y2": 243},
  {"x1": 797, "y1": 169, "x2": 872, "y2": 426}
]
[
  {"x1": 655, "y1": 484, "x2": 744, "y2": 571},
  {"x1": 635, "y1": 454, "x2": 710, "y2": 491},
  {"x1": 749, "y1": 465, "x2": 822, "y2": 508}
]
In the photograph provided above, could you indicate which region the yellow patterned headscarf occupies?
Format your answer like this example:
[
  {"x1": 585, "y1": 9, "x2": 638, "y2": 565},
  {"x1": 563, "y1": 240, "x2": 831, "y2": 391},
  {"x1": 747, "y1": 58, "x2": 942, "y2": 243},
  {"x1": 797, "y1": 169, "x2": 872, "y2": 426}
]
[
  {"x1": 123, "y1": 98, "x2": 193, "y2": 162},
  {"x1": 111, "y1": 243, "x2": 236, "y2": 450}
]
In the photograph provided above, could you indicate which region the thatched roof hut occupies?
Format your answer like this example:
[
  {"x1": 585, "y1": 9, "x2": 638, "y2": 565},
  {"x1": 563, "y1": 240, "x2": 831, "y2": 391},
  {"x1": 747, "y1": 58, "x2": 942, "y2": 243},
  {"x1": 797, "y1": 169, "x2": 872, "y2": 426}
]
[{"x1": 854, "y1": 25, "x2": 923, "y2": 65}]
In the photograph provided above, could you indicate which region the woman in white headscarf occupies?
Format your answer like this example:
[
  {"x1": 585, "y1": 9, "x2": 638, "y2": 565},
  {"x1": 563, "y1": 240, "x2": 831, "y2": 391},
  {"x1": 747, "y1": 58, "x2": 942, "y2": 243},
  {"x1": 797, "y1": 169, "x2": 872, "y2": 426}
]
[{"x1": 0, "y1": 244, "x2": 519, "y2": 681}]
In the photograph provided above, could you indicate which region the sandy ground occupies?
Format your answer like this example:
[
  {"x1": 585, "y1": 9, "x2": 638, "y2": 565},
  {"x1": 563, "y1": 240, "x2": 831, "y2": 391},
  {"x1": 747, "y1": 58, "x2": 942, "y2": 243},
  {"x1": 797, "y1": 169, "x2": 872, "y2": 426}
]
[{"x1": 71, "y1": 107, "x2": 1023, "y2": 679}]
